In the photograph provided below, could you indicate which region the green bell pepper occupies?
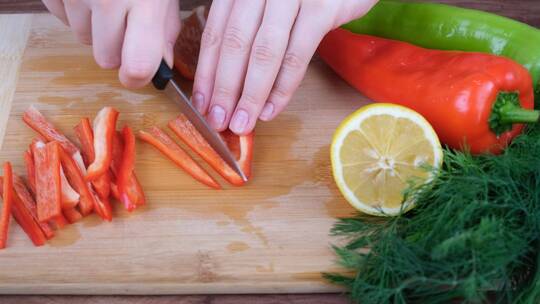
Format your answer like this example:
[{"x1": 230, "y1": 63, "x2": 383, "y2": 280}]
[{"x1": 342, "y1": 0, "x2": 540, "y2": 103}]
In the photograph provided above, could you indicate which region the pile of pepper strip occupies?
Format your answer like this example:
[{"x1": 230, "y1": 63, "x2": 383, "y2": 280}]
[{"x1": 0, "y1": 106, "x2": 145, "y2": 248}]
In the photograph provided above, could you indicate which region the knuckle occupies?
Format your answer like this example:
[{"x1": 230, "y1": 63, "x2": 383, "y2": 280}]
[
  {"x1": 213, "y1": 86, "x2": 234, "y2": 100},
  {"x1": 201, "y1": 26, "x2": 220, "y2": 48},
  {"x1": 282, "y1": 52, "x2": 305, "y2": 71},
  {"x1": 92, "y1": 0, "x2": 113, "y2": 9},
  {"x1": 242, "y1": 92, "x2": 261, "y2": 107},
  {"x1": 252, "y1": 44, "x2": 278, "y2": 65},
  {"x1": 222, "y1": 26, "x2": 248, "y2": 52},
  {"x1": 271, "y1": 84, "x2": 291, "y2": 101}
]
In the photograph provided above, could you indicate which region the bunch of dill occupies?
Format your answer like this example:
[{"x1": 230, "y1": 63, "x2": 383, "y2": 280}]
[{"x1": 325, "y1": 124, "x2": 540, "y2": 303}]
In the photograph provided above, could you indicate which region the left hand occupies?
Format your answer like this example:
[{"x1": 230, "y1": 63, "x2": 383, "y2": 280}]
[{"x1": 192, "y1": 0, "x2": 379, "y2": 135}]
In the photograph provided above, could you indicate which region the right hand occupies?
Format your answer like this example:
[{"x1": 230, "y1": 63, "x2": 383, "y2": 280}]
[{"x1": 42, "y1": 0, "x2": 181, "y2": 89}]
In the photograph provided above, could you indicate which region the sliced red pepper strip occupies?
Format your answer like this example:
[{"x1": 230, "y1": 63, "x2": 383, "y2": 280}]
[
  {"x1": 221, "y1": 130, "x2": 254, "y2": 181},
  {"x1": 23, "y1": 106, "x2": 79, "y2": 156},
  {"x1": 93, "y1": 195, "x2": 112, "y2": 222},
  {"x1": 50, "y1": 214, "x2": 68, "y2": 229},
  {"x1": 63, "y1": 207, "x2": 82, "y2": 224},
  {"x1": 0, "y1": 176, "x2": 47, "y2": 246},
  {"x1": 60, "y1": 149, "x2": 95, "y2": 216},
  {"x1": 23, "y1": 149, "x2": 36, "y2": 195},
  {"x1": 60, "y1": 166, "x2": 79, "y2": 209},
  {"x1": 110, "y1": 182, "x2": 119, "y2": 201},
  {"x1": 117, "y1": 126, "x2": 137, "y2": 211},
  {"x1": 0, "y1": 162, "x2": 14, "y2": 249},
  {"x1": 32, "y1": 140, "x2": 62, "y2": 222},
  {"x1": 168, "y1": 115, "x2": 246, "y2": 186},
  {"x1": 12, "y1": 175, "x2": 54, "y2": 239},
  {"x1": 139, "y1": 127, "x2": 221, "y2": 189},
  {"x1": 74, "y1": 118, "x2": 111, "y2": 199},
  {"x1": 70, "y1": 152, "x2": 112, "y2": 221},
  {"x1": 111, "y1": 131, "x2": 145, "y2": 207},
  {"x1": 86, "y1": 107, "x2": 119, "y2": 181},
  {"x1": 74, "y1": 118, "x2": 96, "y2": 165}
]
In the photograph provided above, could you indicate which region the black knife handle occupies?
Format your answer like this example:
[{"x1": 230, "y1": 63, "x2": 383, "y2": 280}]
[{"x1": 152, "y1": 59, "x2": 173, "y2": 90}]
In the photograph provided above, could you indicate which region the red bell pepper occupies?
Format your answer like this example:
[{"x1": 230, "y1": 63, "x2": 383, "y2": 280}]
[
  {"x1": 139, "y1": 127, "x2": 221, "y2": 189},
  {"x1": 32, "y1": 140, "x2": 62, "y2": 222},
  {"x1": 0, "y1": 162, "x2": 14, "y2": 249},
  {"x1": 86, "y1": 107, "x2": 118, "y2": 181},
  {"x1": 69, "y1": 152, "x2": 112, "y2": 221},
  {"x1": 60, "y1": 166, "x2": 79, "y2": 209},
  {"x1": 317, "y1": 29, "x2": 537, "y2": 154},
  {"x1": 23, "y1": 106, "x2": 79, "y2": 156},
  {"x1": 168, "y1": 115, "x2": 252, "y2": 186},
  {"x1": 0, "y1": 176, "x2": 47, "y2": 246},
  {"x1": 221, "y1": 130, "x2": 254, "y2": 180},
  {"x1": 60, "y1": 149, "x2": 95, "y2": 216},
  {"x1": 0, "y1": 175, "x2": 48, "y2": 246},
  {"x1": 111, "y1": 131, "x2": 145, "y2": 208},
  {"x1": 63, "y1": 207, "x2": 83, "y2": 223},
  {"x1": 117, "y1": 126, "x2": 137, "y2": 211},
  {"x1": 110, "y1": 182, "x2": 119, "y2": 201},
  {"x1": 12, "y1": 176, "x2": 54, "y2": 239},
  {"x1": 75, "y1": 118, "x2": 111, "y2": 199},
  {"x1": 25, "y1": 143, "x2": 78, "y2": 212},
  {"x1": 23, "y1": 149, "x2": 36, "y2": 195},
  {"x1": 50, "y1": 214, "x2": 68, "y2": 229},
  {"x1": 93, "y1": 195, "x2": 112, "y2": 221}
]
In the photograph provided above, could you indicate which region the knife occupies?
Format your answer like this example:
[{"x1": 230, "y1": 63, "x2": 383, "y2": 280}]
[{"x1": 152, "y1": 59, "x2": 248, "y2": 182}]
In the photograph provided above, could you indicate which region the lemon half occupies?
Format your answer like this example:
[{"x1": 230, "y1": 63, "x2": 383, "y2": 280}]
[{"x1": 331, "y1": 103, "x2": 443, "y2": 216}]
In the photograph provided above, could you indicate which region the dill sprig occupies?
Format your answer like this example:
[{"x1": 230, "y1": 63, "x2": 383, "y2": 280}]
[{"x1": 325, "y1": 124, "x2": 540, "y2": 303}]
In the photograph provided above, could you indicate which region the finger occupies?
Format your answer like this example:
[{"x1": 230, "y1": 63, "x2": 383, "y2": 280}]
[
  {"x1": 63, "y1": 0, "x2": 92, "y2": 45},
  {"x1": 42, "y1": 0, "x2": 69, "y2": 25},
  {"x1": 191, "y1": 0, "x2": 234, "y2": 115},
  {"x1": 260, "y1": 3, "x2": 333, "y2": 122},
  {"x1": 90, "y1": 2, "x2": 127, "y2": 69},
  {"x1": 119, "y1": 1, "x2": 170, "y2": 89},
  {"x1": 229, "y1": 0, "x2": 300, "y2": 134},
  {"x1": 164, "y1": 0, "x2": 181, "y2": 67},
  {"x1": 206, "y1": 0, "x2": 266, "y2": 131}
]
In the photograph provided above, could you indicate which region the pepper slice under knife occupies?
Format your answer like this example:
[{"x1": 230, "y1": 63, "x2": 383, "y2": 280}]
[
  {"x1": 168, "y1": 115, "x2": 252, "y2": 186},
  {"x1": 139, "y1": 127, "x2": 221, "y2": 189}
]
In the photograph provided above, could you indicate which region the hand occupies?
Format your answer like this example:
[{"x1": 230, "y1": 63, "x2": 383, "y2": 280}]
[
  {"x1": 192, "y1": 0, "x2": 378, "y2": 135},
  {"x1": 42, "y1": 0, "x2": 181, "y2": 89}
]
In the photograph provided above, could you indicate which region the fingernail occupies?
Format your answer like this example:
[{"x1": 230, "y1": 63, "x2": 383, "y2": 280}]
[
  {"x1": 192, "y1": 92, "x2": 205, "y2": 113},
  {"x1": 259, "y1": 102, "x2": 274, "y2": 121},
  {"x1": 230, "y1": 109, "x2": 249, "y2": 134},
  {"x1": 208, "y1": 105, "x2": 226, "y2": 129}
]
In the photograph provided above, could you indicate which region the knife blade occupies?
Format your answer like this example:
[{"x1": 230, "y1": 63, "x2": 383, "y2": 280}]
[{"x1": 152, "y1": 60, "x2": 247, "y2": 182}]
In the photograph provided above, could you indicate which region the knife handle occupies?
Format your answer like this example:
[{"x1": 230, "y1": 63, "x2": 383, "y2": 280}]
[{"x1": 152, "y1": 59, "x2": 173, "y2": 90}]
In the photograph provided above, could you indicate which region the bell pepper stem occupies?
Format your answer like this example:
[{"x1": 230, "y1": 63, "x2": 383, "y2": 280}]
[
  {"x1": 489, "y1": 92, "x2": 539, "y2": 135},
  {"x1": 499, "y1": 102, "x2": 540, "y2": 124}
]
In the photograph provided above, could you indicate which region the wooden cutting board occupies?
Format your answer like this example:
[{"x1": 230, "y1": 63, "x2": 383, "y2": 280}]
[{"x1": 0, "y1": 14, "x2": 368, "y2": 295}]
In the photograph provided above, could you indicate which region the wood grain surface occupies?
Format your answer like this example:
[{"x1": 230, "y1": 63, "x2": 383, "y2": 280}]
[
  {"x1": 0, "y1": 13, "x2": 360, "y2": 295},
  {"x1": 0, "y1": 1, "x2": 538, "y2": 303}
]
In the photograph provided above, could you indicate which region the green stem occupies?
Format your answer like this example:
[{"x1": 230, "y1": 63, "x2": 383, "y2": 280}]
[
  {"x1": 499, "y1": 102, "x2": 540, "y2": 124},
  {"x1": 488, "y1": 92, "x2": 540, "y2": 135}
]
